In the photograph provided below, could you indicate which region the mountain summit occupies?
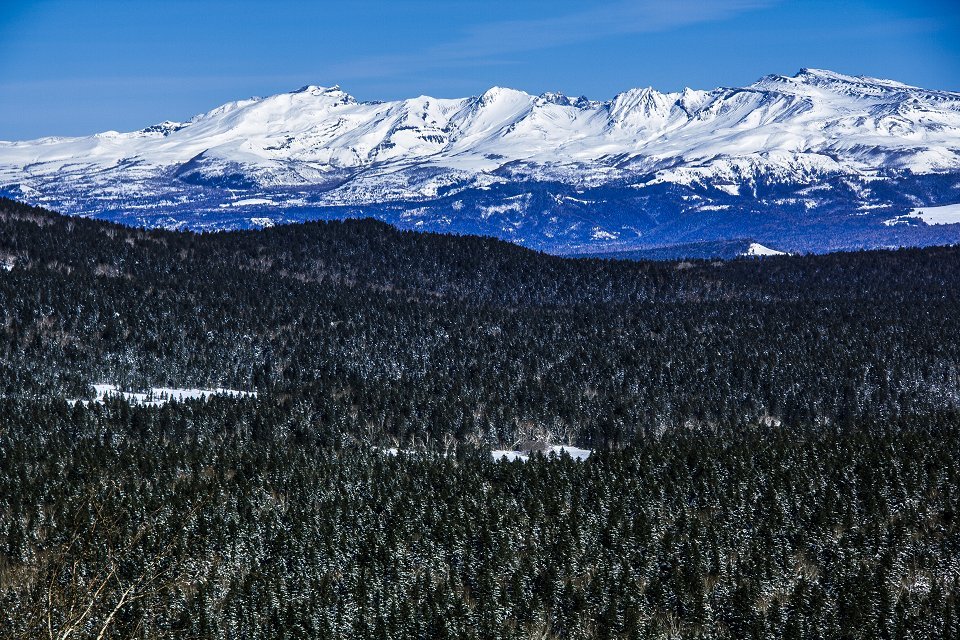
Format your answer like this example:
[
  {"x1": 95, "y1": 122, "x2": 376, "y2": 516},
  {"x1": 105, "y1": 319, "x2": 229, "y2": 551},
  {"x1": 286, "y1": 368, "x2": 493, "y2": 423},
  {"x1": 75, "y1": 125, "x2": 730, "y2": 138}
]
[{"x1": 2, "y1": 69, "x2": 959, "y2": 254}]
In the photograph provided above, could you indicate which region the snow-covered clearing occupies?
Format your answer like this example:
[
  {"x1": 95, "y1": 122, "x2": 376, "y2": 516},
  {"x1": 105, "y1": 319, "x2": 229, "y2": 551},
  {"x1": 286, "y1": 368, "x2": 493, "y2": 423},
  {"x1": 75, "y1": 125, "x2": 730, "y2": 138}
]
[
  {"x1": 219, "y1": 198, "x2": 277, "y2": 207},
  {"x1": 491, "y1": 445, "x2": 592, "y2": 462},
  {"x1": 75, "y1": 383, "x2": 257, "y2": 406},
  {"x1": 883, "y1": 204, "x2": 960, "y2": 227},
  {"x1": 904, "y1": 203, "x2": 960, "y2": 225},
  {"x1": 378, "y1": 444, "x2": 592, "y2": 462}
]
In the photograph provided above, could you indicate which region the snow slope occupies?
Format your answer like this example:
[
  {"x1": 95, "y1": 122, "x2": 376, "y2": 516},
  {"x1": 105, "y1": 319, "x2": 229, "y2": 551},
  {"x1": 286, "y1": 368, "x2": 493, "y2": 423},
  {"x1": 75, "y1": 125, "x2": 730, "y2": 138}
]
[{"x1": 744, "y1": 243, "x2": 787, "y2": 256}]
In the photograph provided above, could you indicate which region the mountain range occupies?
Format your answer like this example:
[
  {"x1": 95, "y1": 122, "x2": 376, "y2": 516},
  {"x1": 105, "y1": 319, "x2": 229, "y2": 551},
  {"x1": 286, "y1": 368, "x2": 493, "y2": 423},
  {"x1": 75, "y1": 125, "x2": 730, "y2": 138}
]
[{"x1": 2, "y1": 68, "x2": 959, "y2": 254}]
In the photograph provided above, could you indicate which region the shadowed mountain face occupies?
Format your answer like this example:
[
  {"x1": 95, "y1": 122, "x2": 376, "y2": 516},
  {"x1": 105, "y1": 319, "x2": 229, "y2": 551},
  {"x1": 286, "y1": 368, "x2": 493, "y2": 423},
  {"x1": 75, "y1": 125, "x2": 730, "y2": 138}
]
[{"x1": 2, "y1": 70, "x2": 960, "y2": 255}]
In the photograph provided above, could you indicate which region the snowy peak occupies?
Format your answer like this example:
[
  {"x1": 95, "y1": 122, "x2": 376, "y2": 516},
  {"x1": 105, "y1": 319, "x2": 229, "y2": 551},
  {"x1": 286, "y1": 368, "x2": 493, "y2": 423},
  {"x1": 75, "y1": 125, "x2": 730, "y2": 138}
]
[
  {"x1": 535, "y1": 91, "x2": 598, "y2": 109},
  {"x1": 469, "y1": 86, "x2": 536, "y2": 125},
  {"x1": 676, "y1": 88, "x2": 711, "y2": 114},
  {"x1": 792, "y1": 68, "x2": 919, "y2": 90},
  {"x1": 478, "y1": 86, "x2": 531, "y2": 104},
  {"x1": 290, "y1": 84, "x2": 357, "y2": 104},
  {"x1": 609, "y1": 87, "x2": 677, "y2": 126},
  {"x1": 296, "y1": 84, "x2": 343, "y2": 94},
  {"x1": 750, "y1": 68, "x2": 959, "y2": 103}
]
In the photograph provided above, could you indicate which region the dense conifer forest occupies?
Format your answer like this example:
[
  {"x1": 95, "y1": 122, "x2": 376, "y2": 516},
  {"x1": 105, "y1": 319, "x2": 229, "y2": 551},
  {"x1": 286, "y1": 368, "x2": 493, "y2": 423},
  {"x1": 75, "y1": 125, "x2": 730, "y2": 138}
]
[{"x1": 0, "y1": 197, "x2": 958, "y2": 638}]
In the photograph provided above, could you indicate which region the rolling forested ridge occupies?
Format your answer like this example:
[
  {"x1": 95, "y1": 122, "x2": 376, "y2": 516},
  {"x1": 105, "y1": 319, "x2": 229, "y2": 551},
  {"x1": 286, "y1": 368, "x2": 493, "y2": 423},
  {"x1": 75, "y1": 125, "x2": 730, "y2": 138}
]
[{"x1": 0, "y1": 196, "x2": 958, "y2": 638}]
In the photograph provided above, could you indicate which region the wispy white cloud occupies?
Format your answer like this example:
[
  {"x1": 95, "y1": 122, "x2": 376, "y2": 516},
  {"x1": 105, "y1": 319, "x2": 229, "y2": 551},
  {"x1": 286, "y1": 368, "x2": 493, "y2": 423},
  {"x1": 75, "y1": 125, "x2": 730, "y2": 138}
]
[
  {"x1": 332, "y1": 0, "x2": 776, "y2": 78},
  {"x1": 441, "y1": 0, "x2": 774, "y2": 56}
]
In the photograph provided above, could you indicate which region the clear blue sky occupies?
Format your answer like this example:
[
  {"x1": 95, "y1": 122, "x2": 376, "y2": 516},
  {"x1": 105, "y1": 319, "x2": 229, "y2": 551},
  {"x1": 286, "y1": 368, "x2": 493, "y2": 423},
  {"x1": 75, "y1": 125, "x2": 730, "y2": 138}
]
[{"x1": 1, "y1": 0, "x2": 958, "y2": 139}]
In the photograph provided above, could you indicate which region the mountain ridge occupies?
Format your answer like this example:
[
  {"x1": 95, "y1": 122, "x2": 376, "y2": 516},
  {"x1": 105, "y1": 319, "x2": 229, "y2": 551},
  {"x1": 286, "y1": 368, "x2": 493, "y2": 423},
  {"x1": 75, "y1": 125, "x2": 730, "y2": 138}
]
[{"x1": 2, "y1": 69, "x2": 959, "y2": 254}]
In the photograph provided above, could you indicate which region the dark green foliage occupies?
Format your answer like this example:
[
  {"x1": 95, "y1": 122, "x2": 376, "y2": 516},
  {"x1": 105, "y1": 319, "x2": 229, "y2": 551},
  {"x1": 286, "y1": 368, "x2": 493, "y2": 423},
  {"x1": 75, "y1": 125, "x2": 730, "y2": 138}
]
[
  {"x1": 1, "y1": 198, "x2": 959, "y2": 637},
  {"x1": 0, "y1": 403, "x2": 957, "y2": 638},
  {"x1": 2, "y1": 198, "x2": 960, "y2": 447}
]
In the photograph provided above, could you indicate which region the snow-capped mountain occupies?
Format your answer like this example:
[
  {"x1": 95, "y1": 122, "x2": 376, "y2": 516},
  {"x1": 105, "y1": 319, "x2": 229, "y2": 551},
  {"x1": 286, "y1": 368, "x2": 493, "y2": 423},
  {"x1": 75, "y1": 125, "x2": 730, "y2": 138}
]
[{"x1": 2, "y1": 69, "x2": 960, "y2": 254}]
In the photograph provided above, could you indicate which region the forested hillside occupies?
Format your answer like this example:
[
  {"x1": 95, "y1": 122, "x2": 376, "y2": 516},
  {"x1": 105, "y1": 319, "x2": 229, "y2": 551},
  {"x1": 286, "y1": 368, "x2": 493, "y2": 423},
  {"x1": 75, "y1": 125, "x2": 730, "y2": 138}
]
[
  {"x1": 2, "y1": 405, "x2": 957, "y2": 638},
  {"x1": 2, "y1": 197, "x2": 960, "y2": 446},
  {"x1": 1, "y1": 198, "x2": 959, "y2": 638}
]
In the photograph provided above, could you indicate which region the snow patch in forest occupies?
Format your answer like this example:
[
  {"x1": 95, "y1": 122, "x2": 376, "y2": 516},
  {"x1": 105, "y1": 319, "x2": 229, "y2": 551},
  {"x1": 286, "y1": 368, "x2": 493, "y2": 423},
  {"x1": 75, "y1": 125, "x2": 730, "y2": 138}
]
[
  {"x1": 884, "y1": 203, "x2": 960, "y2": 226},
  {"x1": 905, "y1": 203, "x2": 960, "y2": 225},
  {"x1": 219, "y1": 198, "x2": 277, "y2": 207},
  {"x1": 743, "y1": 243, "x2": 786, "y2": 256},
  {"x1": 492, "y1": 445, "x2": 592, "y2": 462},
  {"x1": 76, "y1": 384, "x2": 257, "y2": 406},
  {"x1": 377, "y1": 445, "x2": 592, "y2": 461},
  {"x1": 591, "y1": 228, "x2": 619, "y2": 240}
]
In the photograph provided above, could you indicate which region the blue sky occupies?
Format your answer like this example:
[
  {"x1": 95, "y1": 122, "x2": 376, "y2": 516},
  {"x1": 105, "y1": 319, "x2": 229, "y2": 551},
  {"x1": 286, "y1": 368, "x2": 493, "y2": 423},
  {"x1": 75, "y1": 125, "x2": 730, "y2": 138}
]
[{"x1": 1, "y1": 0, "x2": 958, "y2": 139}]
